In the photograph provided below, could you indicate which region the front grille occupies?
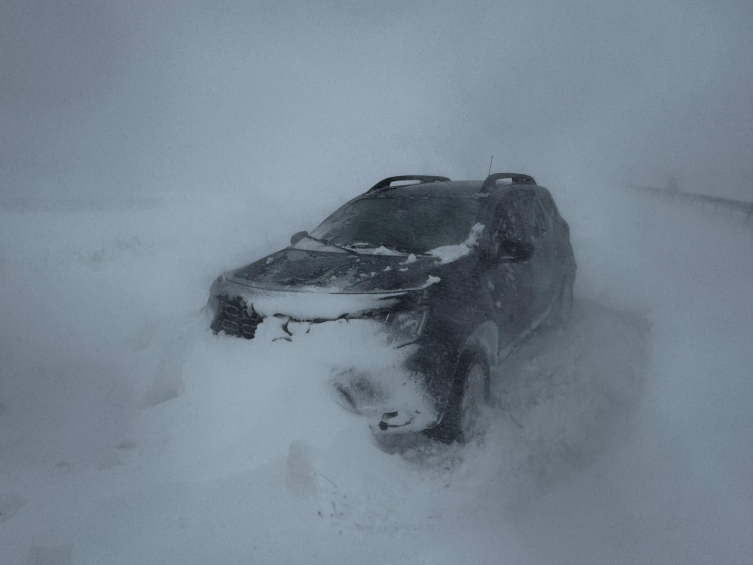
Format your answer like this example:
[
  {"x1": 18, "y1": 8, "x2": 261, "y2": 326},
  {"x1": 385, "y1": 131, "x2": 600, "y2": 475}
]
[{"x1": 210, "y1": 296, "x2": 261, "y2": 339}]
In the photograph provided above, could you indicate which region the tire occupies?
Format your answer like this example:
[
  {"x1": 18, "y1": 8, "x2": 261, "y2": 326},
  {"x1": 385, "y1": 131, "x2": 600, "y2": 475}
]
[{"x1": 428, "y1": 351, "x2": 490, "y2": 444}]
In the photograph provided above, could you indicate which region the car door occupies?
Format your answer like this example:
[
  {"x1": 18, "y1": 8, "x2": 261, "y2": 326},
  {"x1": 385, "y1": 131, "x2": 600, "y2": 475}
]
[
  {"x1": 536, "y1": 188, "x2": 571, "y2": 290},
  {"x1": 516, "y1": 189, "x2": 557, "y2": 319},
  {"x1": 485, "y1": 192, "x2": 535, "y2": 349}
]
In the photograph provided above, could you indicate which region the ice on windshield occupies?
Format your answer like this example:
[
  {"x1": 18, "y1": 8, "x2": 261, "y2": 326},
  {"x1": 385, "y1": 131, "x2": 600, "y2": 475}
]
[{"x1": 299, "y1": 196, "x2": 482, "y2": 254}]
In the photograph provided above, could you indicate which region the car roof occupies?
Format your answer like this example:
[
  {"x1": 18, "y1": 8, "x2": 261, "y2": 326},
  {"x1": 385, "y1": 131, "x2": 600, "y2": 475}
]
[{"x1": 363, "y1": 180, "x2": 491, "y2": 199}]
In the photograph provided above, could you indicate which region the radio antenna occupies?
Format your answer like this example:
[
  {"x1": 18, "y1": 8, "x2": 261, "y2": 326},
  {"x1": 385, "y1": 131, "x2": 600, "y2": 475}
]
[{"x1": 488, "y1": 155, "x2": 494, "y2": 176}]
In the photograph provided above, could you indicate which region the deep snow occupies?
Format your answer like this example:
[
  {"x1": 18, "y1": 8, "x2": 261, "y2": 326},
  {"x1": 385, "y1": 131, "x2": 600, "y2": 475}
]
[{"x1": 0, "y1": 187, "x2": 751, "y2": 564}]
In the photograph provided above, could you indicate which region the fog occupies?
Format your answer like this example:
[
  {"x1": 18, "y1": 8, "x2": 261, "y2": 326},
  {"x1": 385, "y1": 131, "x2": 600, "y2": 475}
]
[
  {"x1": 3, "y1": 0, "x2": 752, "y2": 207},
  {"x1": 1, "y1": 1, "x2": 751, "y2": 564}
]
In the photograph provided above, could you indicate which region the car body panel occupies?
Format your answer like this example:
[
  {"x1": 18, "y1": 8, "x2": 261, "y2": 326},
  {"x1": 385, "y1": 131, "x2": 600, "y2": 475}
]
[{"x1": 229, "y1": 250, "x2": 442, "y2": 294}]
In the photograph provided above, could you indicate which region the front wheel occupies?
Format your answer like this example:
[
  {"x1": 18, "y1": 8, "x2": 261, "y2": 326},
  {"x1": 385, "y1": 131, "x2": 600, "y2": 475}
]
[{"x1": 428, "y1": 352, "x2": 490, "y2": 443}]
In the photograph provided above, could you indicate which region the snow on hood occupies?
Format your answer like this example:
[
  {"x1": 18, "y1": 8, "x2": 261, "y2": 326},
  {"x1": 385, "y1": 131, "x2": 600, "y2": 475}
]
[
  {"x1": 427, "y1": 223, "x2": 485, "y2": 264},
  {"x1": 228, "y1": 249, "x2": 441, "y2": 295},
  {"x1": 214, "y1": 276, "x2": 439, "y2": 321}
]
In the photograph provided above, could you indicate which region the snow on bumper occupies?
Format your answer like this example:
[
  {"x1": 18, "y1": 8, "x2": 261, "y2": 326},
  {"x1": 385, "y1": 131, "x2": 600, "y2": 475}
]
[
  {"x1": 207, "y1": 276, "x2": 438, "y2": 433},
  {"x1": 331, "y1": 364, "x2": 438, "y2": 435}
]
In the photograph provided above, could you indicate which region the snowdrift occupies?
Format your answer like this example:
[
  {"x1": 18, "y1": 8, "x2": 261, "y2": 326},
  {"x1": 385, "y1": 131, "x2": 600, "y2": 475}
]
[{"x1": 0, "y1": 187, "x2": 750, "y2": 564}]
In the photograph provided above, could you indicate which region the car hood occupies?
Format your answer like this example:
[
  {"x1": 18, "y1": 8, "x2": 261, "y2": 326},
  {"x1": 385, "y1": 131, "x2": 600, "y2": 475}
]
[{"x1": 227, "y1": 248, "x2": 444, "y2": 294}]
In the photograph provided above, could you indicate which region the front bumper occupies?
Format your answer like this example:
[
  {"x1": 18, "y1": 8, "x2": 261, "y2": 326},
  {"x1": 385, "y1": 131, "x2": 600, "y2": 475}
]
[{"x1": 206, "y1": 275, "x2": 445, "y2": 434}]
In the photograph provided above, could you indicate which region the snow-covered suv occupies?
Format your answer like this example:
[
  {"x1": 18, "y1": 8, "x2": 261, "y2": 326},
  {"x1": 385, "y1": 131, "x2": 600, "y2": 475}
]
[{"x1": 206, "y1": 173, "x2": 576, "y2": 442}]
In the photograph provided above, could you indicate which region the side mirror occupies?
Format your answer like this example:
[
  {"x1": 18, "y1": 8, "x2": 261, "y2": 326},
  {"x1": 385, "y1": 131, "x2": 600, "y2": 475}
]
[
  {"x1": 290, "y1": 231, "x2": 308, "y2": 245},
  {"x1": 497, "y1": 240, "x2": 534, "y2": 262}
]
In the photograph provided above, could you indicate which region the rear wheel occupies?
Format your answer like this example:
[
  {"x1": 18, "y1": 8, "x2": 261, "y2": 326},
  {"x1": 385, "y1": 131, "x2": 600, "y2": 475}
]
[{"x1": 428, "y1": 351, "x2": 490, "y2": 443}]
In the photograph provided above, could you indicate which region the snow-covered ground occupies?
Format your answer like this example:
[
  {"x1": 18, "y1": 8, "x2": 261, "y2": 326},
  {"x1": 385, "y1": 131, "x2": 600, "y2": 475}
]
[{"x1": 0, "y1": 187, "x2": 751, "y2": 564}]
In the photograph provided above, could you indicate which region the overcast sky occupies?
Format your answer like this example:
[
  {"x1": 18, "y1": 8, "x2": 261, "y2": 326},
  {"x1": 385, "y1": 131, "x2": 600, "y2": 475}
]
[{"x1": 2, "y1": 0, "x2": 751, "y2": 205}]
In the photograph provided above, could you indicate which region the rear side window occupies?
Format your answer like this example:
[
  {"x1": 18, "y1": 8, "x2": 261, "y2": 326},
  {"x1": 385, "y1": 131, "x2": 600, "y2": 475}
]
[
  {"x1": 538, "y1": 191, "x2": 558, "y2": 220},
  {"x1": 495, "y1": 191, "x2": 546, "y2": 242},
  {"x1": 518, "y1": 191, "x2": 546, "y2": 239},
  {"x1": 496, "y1": 199, "x2": 525, "y2": 242}
]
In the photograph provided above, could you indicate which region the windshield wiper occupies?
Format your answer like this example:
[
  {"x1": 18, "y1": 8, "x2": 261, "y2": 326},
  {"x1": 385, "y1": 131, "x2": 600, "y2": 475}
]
[{"x1": 302, "y1": 234, "x2": 360, "y2": 255}]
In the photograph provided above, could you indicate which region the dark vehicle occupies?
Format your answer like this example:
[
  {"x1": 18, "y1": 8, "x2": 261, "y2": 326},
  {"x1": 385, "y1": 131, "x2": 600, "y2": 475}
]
[{"x1": 205, "y1": 173, "x2": 576, "y2": 442}]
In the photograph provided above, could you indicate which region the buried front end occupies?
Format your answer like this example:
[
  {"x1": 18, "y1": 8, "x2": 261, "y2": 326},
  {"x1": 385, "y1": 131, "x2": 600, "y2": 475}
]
[{"x1": 205, "y1": 275, "x2": 442, "y2": 436}]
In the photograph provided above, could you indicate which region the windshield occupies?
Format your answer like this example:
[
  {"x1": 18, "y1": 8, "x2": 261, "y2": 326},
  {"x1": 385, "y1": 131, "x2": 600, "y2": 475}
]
[{"x1": 300, "y1": 196, "x2": 482, "y2": 254}]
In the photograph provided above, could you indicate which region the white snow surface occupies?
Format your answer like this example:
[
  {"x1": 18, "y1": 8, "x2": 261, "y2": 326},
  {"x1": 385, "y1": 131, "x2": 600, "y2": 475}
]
[
  {"x1": 428, "y1": 222, "x2": 485, "y2": 263},
  {"x1": 0, "y1": 188, "x2": 751, "y2": 565}
]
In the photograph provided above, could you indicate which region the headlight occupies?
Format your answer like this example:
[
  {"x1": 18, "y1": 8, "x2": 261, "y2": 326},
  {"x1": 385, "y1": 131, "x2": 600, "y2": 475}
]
[
  {"x1": 209, "y1": 274, "x2": 225, "y2": 294},
  {"x1": 205, "y1": 275, "x2": 225, "y2": 317},
  {"x1": 382, "y1": 306, "x2": 428, "y2": 347}
]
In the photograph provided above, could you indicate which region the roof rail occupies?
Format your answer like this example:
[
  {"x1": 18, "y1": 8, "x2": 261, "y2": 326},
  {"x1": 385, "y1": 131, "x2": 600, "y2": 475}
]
[
  {"x1": 367, "y1": 175, "x2": 451, "y2": 194},
  {"x1": 480, "y1": 172, "x2": 536, "y2": 192}
]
